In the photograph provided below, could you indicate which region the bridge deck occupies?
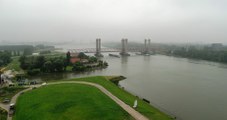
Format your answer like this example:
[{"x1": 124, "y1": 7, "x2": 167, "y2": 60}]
[{"x1": 68, "y1": 48, "x2": 148, "y2": 53}]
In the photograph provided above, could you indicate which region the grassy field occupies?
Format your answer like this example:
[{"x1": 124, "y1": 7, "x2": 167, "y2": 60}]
[
  {"x1": 42, "y1": 52, "x2": 65, "y2": 58},
  {"x1": 0, "y1": 87, "x2": 26, "y2": 102},
  {"x1": 6, "y1": 57, "x2": 21, "y2": 71},
  {"x1": 66, "y1": 76, "x2": 173, "y2": 120},
  {"x1": 13, "y1": 84, "x2": 134, "y2": 120},
  {"x1": 0, "y1": 107, "x2": 7, "y2": 120}
]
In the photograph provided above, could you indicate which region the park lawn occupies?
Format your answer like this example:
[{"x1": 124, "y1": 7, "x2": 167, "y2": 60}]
[
  {"x1": 0, "y1": 107, "x2": 7, "y2": 120},
  {"x1": 0, "y1": 87, "x2": 26, "y2": 102},
  {"x1": 42, "y1": 52, "x2": 65, "y2": 58},
  {"x1": 66, "y1": 66, "x2": 73, "y2": 71},
  {"x1": 13, "y1": 84, "x2": 134, "y2": 120},
  {"x1": 67, "y1": 76, "x2": 173, "y2": 120}
]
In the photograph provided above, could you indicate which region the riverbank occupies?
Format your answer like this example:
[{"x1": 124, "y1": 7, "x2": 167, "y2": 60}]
[
  {"x1": 62, "y1": 76, "x2": 173, "y2": 120},
  {"x1": 0, "y1": 87, "x2": 26, "y2": 101},
  {"x1": 1, "y1": 76, "x2": 173, "y2": 120},
  {"x1": 14, "y1": 83, "x2": 135, "y2": 120},
  {"x1": 0, "y1": 107, "x2": 7, "y2": 120}
]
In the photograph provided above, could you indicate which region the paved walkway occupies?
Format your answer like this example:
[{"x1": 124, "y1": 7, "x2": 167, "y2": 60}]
[
  {"x1": 1, "y1": 81, "x2": 149, "y2": 120},
  {"x1": 0, "y1": 103, "x2": 8, "y2": 111}
]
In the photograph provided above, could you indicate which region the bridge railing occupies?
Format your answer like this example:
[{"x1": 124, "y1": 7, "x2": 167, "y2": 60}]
[{"x1": 68, "y1": 47, "x2": 154, "y2": 53}]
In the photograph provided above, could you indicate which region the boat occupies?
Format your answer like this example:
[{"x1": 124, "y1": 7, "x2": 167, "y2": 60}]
[{"x1": 109, "y1": 54, "x2": 120, "y2": 58}]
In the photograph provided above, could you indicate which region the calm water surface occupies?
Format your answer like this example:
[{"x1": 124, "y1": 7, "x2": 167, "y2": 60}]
[{"x1": 32, "y1": 53, "x2": 227, "y2": 120}]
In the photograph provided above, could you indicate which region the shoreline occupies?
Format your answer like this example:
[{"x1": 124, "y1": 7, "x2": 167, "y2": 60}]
[{"x1": 1, "y1": 76, "x2": 174, "y2": 120}]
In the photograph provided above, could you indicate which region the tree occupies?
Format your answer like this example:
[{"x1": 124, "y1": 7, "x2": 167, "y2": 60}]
[
  {"x1": 98, "y1": 60, "x2": 103, "y2": 66},
  {"x1": 66, "y1": 51, "x2": 71, "y2": 65},
  {"x1": 52, "y1": 58, "x2": 64, "y2": 72},
  {"x1": 72, "y1": 62, "x2": 86, "y2": 71},
  {"x1": 34, "y1": 56, "x2": 45, "y2": 68},
  {"x1": 104, "y1": 61, "x2": 108, "y2": 66},
  {"x1": 63, "y1": 58, "x2": 68, "y2": 71},
  {"x1": 172, "y1": 47, "x2": 227, "y2": 63},
  {"x1": 0, "y1": 51, "x2": 12, "y2": 67},
  {"x1": 27, "y1": 69, "x2": 40, "y2": 75},
  {"x1": 78, "y1": 52, "x2": 87, "y2": 59},
  {"x1": 43, "y1": 61, "x2": 53, "y2": 72},
  {"x1": 19, "y1": 55, "x2": 26, "y2": 63},
  {"x1": 88, "y1": 56, "x2": 97, "y2": 63}
]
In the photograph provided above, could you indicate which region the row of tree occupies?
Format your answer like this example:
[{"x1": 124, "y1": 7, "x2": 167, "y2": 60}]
[
  {"x1": 172, "y1": 48, "x2": 227, "y2": 63},
  {"x1": 19, "y1": 52, "x2": 108, "y2": 75},
  {"x1": 19, "y1": 56, "x2": 67, "y2": 75}
]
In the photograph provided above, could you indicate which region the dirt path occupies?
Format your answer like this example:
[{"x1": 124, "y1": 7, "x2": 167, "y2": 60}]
[
  {"x1": 0, "y1": 103, "x2": 8, "y2": 111},
  {"x1": 1, "y1": 81, "x2": 149, "y2": 120}
]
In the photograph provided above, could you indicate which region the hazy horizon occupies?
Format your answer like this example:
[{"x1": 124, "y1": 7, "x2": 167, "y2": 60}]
[{"x1": 1, "y1": 0, "x2": 227, "y2": 44}]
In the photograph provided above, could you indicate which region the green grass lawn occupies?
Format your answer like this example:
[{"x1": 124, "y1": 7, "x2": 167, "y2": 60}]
[
  {"x1": 42, "y1": 52, "x2": 65, "y2": 58},
  {"x1": 13, "y1": 84, "x2": 134, "y2": 120},
  {"x1": 66, "y1": 76, "x2": 174, "y2": 120},
  {"x1": 0, "y1": 107, "x2": 7, "y2": 120},
  {"x1": 0, "y1": 87, "x2": 26, "y2": 102},
  {"x1": 6, "y1": 57, "x2": 21, "y2": 71}
]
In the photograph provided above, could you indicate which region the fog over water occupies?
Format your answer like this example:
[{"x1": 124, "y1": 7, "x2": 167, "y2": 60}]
[{"x1": 0, "y1": 0, "x2": 227, "y2": 44}]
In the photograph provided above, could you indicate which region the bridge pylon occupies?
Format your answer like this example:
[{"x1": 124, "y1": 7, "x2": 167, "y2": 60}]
[
  {"x1": 95, "y1": 38, "x2": 103, "y2": 57},
  {"x1": 120, "y1": 38, "x2": 130, "y2": 56},
  {"x1": 142, "y1": 38, "x2": 153, "y2": 55}
]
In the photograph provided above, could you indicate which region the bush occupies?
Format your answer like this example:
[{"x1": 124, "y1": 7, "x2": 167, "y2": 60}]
[
  {"x1": 72, "y1": 62, "x2": 86, "y2": 71},
  {"x1": 104, "y1": 62, "x2": 108, "y2": 66},
  {"x1": 0, "y1": 108, "x2": 7, "y2": 120},
  {"x1": 27, "y1": 69, "x2": 40, "y2": 76}
]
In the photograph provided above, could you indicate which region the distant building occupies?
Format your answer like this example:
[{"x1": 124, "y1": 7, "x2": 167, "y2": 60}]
[
  {"x1": 0, "y1": 45, "x2": 34, "y2": 56},
  {"x1": 211, "y1": 43, "x2": 223, "y2": 47},
  {"x1": 211, "y1": 43, "x2": 223, "y2": 51},
  {"x1": 70, "y1": 57, "x2": 81, "y2": 64},
  {"x1": 35, "y1": 44, "x2": 55, "y2": 51},
  {"x1": 70, "y1": 57, "x2": 89, "y2": 64},
  {"x1": 70, "y1": 53, "x2": 79, "y2": 57},
  {"x1": 80, "y1": 59, "x2": 89, "y2": 64},
  {"x1": 32, "y1": 53, "x2": 40, "y2": 56}
]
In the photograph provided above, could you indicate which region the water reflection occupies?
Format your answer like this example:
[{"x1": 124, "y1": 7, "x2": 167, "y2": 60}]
[
  {"x1": 143, "y1": 56, "x2": 150, "y2": 62},
  {"x1": 121, "y1": 56, "x2": 128, "y2": 64}
]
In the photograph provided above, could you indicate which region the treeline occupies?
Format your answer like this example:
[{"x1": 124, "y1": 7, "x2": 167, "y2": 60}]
[
  {"x1": 0, "y1": 51, "x2": 11, "y2": 67},
  {"x1": 172, "y1": 48, "x2": 227, "y2": 63},
  {"x1": 19, "y1": 56, "x2": 67, "y2": 75},
  {"x1": 19, "y1": 53, "x2": 108, "y2": 75}
]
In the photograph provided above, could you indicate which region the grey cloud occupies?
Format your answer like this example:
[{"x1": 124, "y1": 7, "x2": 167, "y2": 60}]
[{"x1": 0, "y1": 0, "x2": 226, "y2": 43}]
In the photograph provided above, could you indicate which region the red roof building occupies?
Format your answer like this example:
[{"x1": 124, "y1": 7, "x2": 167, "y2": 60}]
[{"x1": 70, "y1": 57, "x2": 80, "y2": 64}]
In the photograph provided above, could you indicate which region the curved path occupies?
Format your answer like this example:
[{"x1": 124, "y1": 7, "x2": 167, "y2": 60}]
[
  {"x1": 1, "y1": 81, "x2": 149, "y2": 120},
  {"x1": 0, "y1": 102, "x2": 8, "y2": 111}
]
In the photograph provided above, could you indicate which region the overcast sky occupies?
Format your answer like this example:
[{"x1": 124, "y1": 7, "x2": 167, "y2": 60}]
[{"x1": 0, "y1": 0, "x2": 227, "y2": 44}]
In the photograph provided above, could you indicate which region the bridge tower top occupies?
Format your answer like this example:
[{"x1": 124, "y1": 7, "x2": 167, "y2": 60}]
[
  {"x1": 143, "y1": 38, "x2": 151, "y2": 54},
  {"x1": 120, "y1": 38, "x2": 130, "y2": 56},
  {"x1": 95, "y1": 38, "x2": 103, "y2": 57}
]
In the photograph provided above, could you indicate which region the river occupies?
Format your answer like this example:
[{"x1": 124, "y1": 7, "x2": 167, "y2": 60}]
[{"x1": 31, "y1": 48, "x2": 227, "y2": 120}]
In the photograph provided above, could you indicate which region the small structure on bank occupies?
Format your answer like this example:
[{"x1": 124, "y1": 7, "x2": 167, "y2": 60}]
[
  {"x1": 68, "y1": 52, "x2": 89, "y2": 64},
  {"x1": 0, "y1": 67, "x2": 6, "y2": 85},
  {"x1": 133, "y1": 100, "x2": 138, "y2": 108},
  {"x1": 66, "y1": 51, "x2": 108, "y2": 72}
]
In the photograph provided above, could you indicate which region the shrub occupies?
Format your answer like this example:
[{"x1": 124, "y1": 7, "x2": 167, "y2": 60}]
[{"x1": 27, "y1": 69, "x2": 40, "y2": 76}]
